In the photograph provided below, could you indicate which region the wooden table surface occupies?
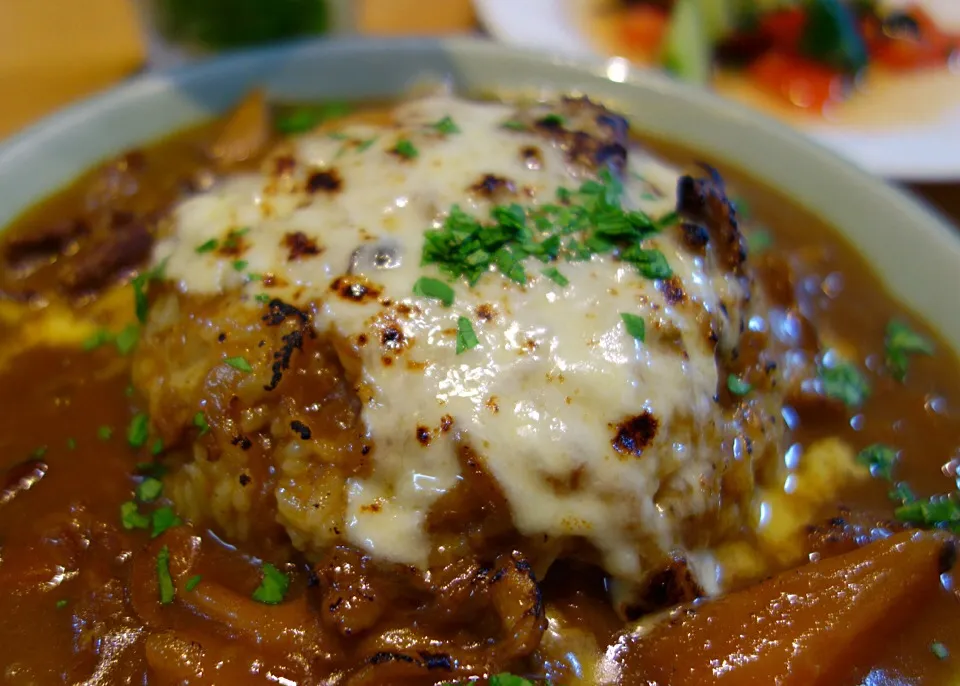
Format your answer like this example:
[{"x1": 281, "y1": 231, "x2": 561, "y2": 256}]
[{"x1": 0, "y1": 0, "x2": 956, "y2": 226}]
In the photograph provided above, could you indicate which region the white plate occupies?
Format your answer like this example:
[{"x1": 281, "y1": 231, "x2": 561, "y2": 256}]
[{"x1": 474, "y1": 0, "x2": 960, "y2": 180}]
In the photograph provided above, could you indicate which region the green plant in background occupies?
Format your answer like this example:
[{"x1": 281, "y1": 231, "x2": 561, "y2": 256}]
[{"x1": 153, "y1": 0, "x2": 329, "y2": 51}]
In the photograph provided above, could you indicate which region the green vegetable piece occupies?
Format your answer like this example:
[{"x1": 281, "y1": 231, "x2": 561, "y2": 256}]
[
  {"x1": 489, "y1": 675, "x2": 535, "y2": 686},
  {"x1": 888, "y1": 481, "x2": 916, "y2": 505},
  {"x1": 127, "y1": 412, "x2": 150, "y2": 448},
  {"x1": 82, "y1": 329, "x2": 113, "y2": 351},
  {"x1": 541, "y1": 267, "x2": 569, "y2": 287},
  {"x1": 931, "y1": 642, "x2": 950, "y2": 660},
  {"x1": 151, "y1": 507, "x2": 182, "y2": 539},
  {"x1": 746, "y1": 229, "x2": 773, "y2": 254},
  {"x1": 136, "y1": 477, "x2": 164, "y2": 503},
  {"x1": 195, "y1": 238, "x2": 218, "y2": 254},
  {"x1": 430, "y1": 115, "x2": 460, "y2": 135},
  {"x1": 856, "y1": 444, "x2": 897, "y2": 480},
  {"x1": 156, "y1": 545, "x2": 175, "y2": 605},
  {"x1": 412, "y1": 277, "x2": 455, "y2": 306},
  {"x1": 252, "y1": 563, "x2": 290, "y2": 605},
  {"x1": 727, "y1": 374, "x2": 752, "y2": 396},
  {"x1": 501, "y1": 120, "x2": 527, "y2": 131},
  {"x1": 799, "y1": 0, "x2": 869, "y2": 74},
  {"x1": 66, "y1": 438, "x2": 77, "y2": 450},
  {"x1": 232, "y1": 259, "x2": 249, "y2": 272},
  {"x1": 185, "y1": 575, "x2": 203, "y2": 592},
  {"x1": 224, "y1": 356, "x2": 253, "y2": 372},
  {"x1": 254, "y1": 293, "x2": 272, "y2": 304},
  {"x1": 393, "y1": 138, "x2": 418, "y2": 160},
  {"x1": 661, "y1": 0, "x2": 712, "y2": 86},
  {"x1": 621, "y1": 313, "x2": 646, "y2": 342},
  {"x1": 819, "y1": 359, "x2": 870, "y2": 408},
  {"x1": 622, "y1": 246, "x2": 673, "y2": 279},
  {"x1": 455, "y1": 316, "x2": 480, "y2": 355},
  {"x1": 97, "y1": 426, "x2": 113, "y2": 441},
  {"x1": 895, "y1": 493, "x2": 960, "y2": 532},
  {"x1": 115, "y1": 324, "x2": 140, "y2": 355},
  {"x1": 194, "y1": 412, "x2": 210, "y2": 436},
  {"x1": 885, "y1": 320, "x2": 934, "y2": 382},
  {"x1": 151, "y1": 437, "x2": 165, "y2": 456},
  {"x1": 274, "y1": 102, "x2": 351, "y2": 134},
  {"x1": 539, "y1": 113, "x2": 565, "y2": 127},
  {"x1": 55, "y1": 599, "x2": 68, "y2": 609},
  {"x1": 120, "y1": 501, "x2": 150, "y2": 530}
]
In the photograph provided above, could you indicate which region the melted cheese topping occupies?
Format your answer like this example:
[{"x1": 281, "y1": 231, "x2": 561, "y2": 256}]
[{"x1": 155, "y1": 95, "x2": 744, "y2": 582}]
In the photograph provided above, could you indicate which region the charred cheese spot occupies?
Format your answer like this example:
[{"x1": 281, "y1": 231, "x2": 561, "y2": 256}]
[
  {"x1": 306, "y1": 168, "x2": 342, "y2": 193},
  {"x1": 284, "y1": 231, "x2": 322, "y2": 261},
  {"x1": 611, "y1": 411, "x2": 659, "y2": 458},
  {"x1": 330, "y1": 276, "x2": 382, "y2": 303}
]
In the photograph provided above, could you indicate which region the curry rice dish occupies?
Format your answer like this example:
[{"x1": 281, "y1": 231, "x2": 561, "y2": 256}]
[{"x1": 0, "y1": 90, "x2": 958, "y2": 685}]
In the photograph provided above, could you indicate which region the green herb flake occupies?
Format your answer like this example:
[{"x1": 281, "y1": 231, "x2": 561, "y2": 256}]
[
  {"x1": 274, "y1": 102, "x2": 353, "y2": 134},
  {"x1": 412, "y1": 277, "x2": 455, "y2": 306},
  {"x1": 156, "y1": 545, "x2": 175, "y2": 604},
  {"x1": 393, "y1": 138, "x2": 419, "y2": 160},
  {"x1": 540, "y1": 113, "x2": 565, "y2": 127},
  {"x1": 931, "y1": 642, "x2": 950, "y2": 660},
  {"x1": 356, "y1": 136, "x2": 379, "y2": 153},
  {"x1": 224, "y1": 356, "x2": 253, "y2": 372},
  {"x1": 254, "y1": 293, "x2": 272, "y2": 304},
  {"x1": 193, "y1": 412, "x2": 210, "y2": 436},
  {"x1": 489, "y1": 675, "x2": 535, "y2": 686},
  {"x1": 232, "y1": 259, "x2": 249, "y2": 272},
  {"x1": 151, "y1": 437, "x2": 164, "y2": 456},
  {"x1": 455, "y1": 316, "x2": 480, "y2": 355},
  {"x1": 727, "y1": 374, "x2": 752, "y2": 396},
  {"x1": 430, "y1": 115, "x2": 460, "y2": 135},
  {"x1": 620, "y1": 313, "x2": 646, "y2": 342},
  {"x1": 885, "y1": 320, "x2": 934, "y2": 382},
  {"x1": 541, "y1": 267, "x2": 569, "y2": 287},
  {"x1": 66, "y1": 438, "x2": 77, "y2": 450},
  {"x1": 136, "y1": 461, "x2": 169, "y2": 479},
  {"x1": 30, "y1": 446, "x2": 48, "y2": 459},
  {"x1": 97, "y1": 426, "x2": 113, "y2": 441},
  {"x1": 222, "y1": 227, "x2": 250, "y2": 250},
  {"x1": 856, "y1": 444, "x2": 897, "y2": 480},
  {"x1": 115, "y1": 324, "x2": 140, "y2": 355},
  {"x1": 136, "y1": 477, "x2": 164, "y2": 503},
  {"x1": 895, "y1": 493, "x2": 960, "y2": 533},
  {"x1": 131, "y1": 259, "x2": 168, "y2": 325},
  {"x1": 889, "y1": 481, "x2": 916, "y2": 505},
  {"x1": 819, "y1": 359, "x2": 870, "y2": 408},
  {"x1": 82, "y1": 329, "x2": 113, "y2": 351},
  {"x1": 747, "y1": 229, "x2": 773, "y2": 254},
  {"x1": 501, "y1": 120, "x2": 527, "y2": 131},
  {"x1": 125, "y1": 385, "x2": 135, "y2": 398},
  {"x1": 195, "y1": 238, "x2": 219, "y2": 254},
  {"x1": 327, "y1": 131, "x2": 349, "y2": 141},
  {"x1": 120, "y1": 501, "x2": 150, "y2": 530},
  {"x1": 127, "y1": 412, "x2": 150, "y2": 448},
  {"x1": 622, "y1": 247, "x2": 672, "y2": 280},
  {"x1": 252, "y1": 563, "x2": 290, "y2": 605},
  {"x1": 151, "y1": 507, "x2": 182, "y2": 539},
  {"x1": 55, "y1": 599, "x2": 68, "y2": 609},
  {"x1": 185, "y1": 575, "x2": 203, "y2": 592}
]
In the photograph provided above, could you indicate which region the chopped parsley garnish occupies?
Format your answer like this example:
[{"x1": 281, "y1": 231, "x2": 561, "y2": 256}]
[
  {"x1": 224, "y1": 356, "x2": 253, "y2": 372},
  {"x1": 254, "y1": 293, "x2": 271, "y2": 304},
  {"x1": 895, "y1": 493, "x2": 960, "y2": 533},
  {"x1": 66, "y1": 438, "x2": 77, "y2": 450},
  {"x1": 185, "y1": 575, "x2": 202, "y2": 592},
  {"x1": 393, "y1": 138, "x2": 418, "y2": 160},
  {"x1": 327, "y1": 131, "x2": 349, "y2": 141},
  {"x1": 620, "y1": 313, "x2": 646, "y2": 342},
  {"x1": 746, "y1": 229, "x2": 773, "y2": 254},
  {"x1": 252, "y1": 563, "x2": 290, "y2": 605},
  {"x1": 136, "y1": 461, "x2": 169, "y2": 479},
  {"x1": 412, "y1": 277, "x2": 455, "y2": 306},
  {"x1": 222, "y1": 227, "x2": 250, "y2": 250},
  {"x1": 120, "y1": 501, "x2": 150, "y2": 530},
  {"x1": 430, "y1": 115, "x2": 460, "y2": 135},
  {"x1": 818, "y1": 359, "x2": 870, "y2": 408},
  {"x1": 31, "y1": 446, "x2": 48, "y2": 459},
  {"x1": 501, "y1": 120, "x2": 527, "y2": 131},
  {"x1": 127, "y1": 412, "x2": 150, "y2": 448},
  {"x1": 55, "y1": 599, "x2": 68, "y2": 609},
  {"x1": 132, "y1": 259, "x2": 167, "y2": 325},
  {"x1": 232, "y1": 259, "x2": 249, "y2": 272},
  {"x1": 856, "y1": 444, "x2": 897, "y2": 480},
  {"x1": 455, "y1": 317, "x2": 479, "y2": 354},
  {"x1": 489, "y1": 675, "x2": 535, "y2": 686},
  {"x1": 136, "y1": 477, "x2": 163, "y2": 503},
  {"x1": 541, "y1": 267, "x2": 569, "y2": 287},
  {"x1": 115, "y1": 324, "x2": 140, "y2": 355},
  {"x1": 156, "y1": 545, "x2": 175, "y2": 604},
  {"x1": 151, "y1": 437, "x2": 164, "y2": 456},
  {"x1": 151, "y1": 507, "x2": 182, "y2": 538},
  {"x1": 885, "y1": 320, "x2": 933, "y2": 382},
  {"x1": 195, "y1": 238, "x2": 218, "y2": 254},
  {"x1": 931, "y1": 642, "x2": 950, "y2": 660},
  {"x1": 82, "y1": 329, "x2": 112, "y2": 351},
  {"x1": 540, "y1": 113, "x2": 565, "y2": 127},
  {"x1": 193, "y1": 412, "x2": 210, "y2": 436},
  {"x1": 273, "y1": 102, "x2": 353, "y2": 134},
  {"x1": 125, "y1": 385, "x2": 135, "y2": 397},
  {"x1": 97, "y1": 426, "x2": 113, "y2": 441},
  {"x1": 356, "y1": 136, "x2": 378, "y2": 153},
  {"x1": 419, "y1": 169, "x2": 669, "y2": 291},
  {"x1": 727, "y1": 374, "x2": 752, "y2": 396}
]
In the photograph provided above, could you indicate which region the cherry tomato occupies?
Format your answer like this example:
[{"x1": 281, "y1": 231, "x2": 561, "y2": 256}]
[
  {"x1": 619, "y1": 5, "x2": 669, "y2": 61},
  {"x1": 749, "y1": 50, "x2": 846, "y2": 111}
]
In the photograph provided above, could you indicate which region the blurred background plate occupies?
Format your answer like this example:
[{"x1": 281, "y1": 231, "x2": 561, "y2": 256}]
[{"x1": 474, "y1": 0, "x2": 960, "y2": 181}]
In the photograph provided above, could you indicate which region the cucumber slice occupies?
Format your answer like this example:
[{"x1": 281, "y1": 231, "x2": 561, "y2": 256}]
[{"x1": 661, "y1": 0, "x2": 712, "y2": 86}]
